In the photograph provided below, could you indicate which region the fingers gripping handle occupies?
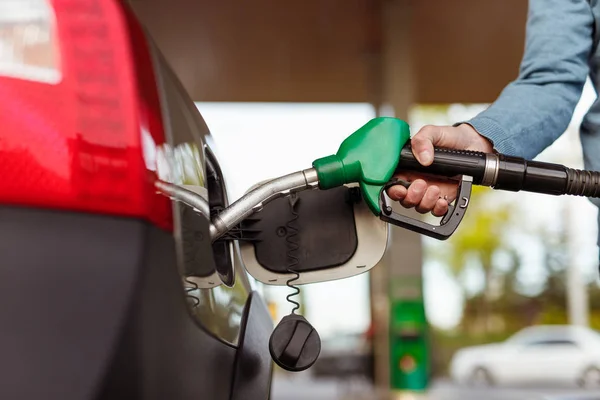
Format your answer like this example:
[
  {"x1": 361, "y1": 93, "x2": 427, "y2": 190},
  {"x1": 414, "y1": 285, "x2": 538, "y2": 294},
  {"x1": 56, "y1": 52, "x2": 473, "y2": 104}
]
[
  {"x1": 380, "y1": 176, "x2": 473, "y2": 240},
  {"x1": 396, "y1": 145, "x2": 488, "y2": 184}
]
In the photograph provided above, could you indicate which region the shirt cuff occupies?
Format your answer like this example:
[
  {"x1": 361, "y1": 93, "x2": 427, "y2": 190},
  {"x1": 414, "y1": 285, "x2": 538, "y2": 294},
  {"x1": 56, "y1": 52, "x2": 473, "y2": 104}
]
[{"x1": 453, "y1": 116, "x2": 517, "y2": 155}]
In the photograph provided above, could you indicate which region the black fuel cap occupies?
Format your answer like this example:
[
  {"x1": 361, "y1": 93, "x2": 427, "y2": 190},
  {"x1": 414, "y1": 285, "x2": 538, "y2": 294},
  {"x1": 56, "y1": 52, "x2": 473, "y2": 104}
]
[{"x1": 269, "y1": 314, "x2": 321, "y2": 372}]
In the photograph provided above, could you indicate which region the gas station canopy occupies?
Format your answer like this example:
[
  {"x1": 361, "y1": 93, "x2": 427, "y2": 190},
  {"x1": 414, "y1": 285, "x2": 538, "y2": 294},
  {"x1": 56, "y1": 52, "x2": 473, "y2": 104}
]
[{"x1": 130, "y1": 0, "x2": 527, "y2": 104}]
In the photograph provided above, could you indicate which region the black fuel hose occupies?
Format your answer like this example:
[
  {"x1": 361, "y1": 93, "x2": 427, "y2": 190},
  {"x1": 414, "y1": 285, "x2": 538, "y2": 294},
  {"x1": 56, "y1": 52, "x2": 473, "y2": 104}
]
[{"x1": 396, "y1": 144, "x2": 600, "y2": 198}]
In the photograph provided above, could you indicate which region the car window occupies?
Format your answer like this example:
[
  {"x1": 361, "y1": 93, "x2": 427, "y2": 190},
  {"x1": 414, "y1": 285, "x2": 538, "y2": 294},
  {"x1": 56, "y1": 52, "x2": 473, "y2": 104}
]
[
  {"x1": 525, "y1": 339, "x2": 578, "y2": 347},
  {"x1": 506, "y1": 329, "x2": 544, "y2": 345},
  {"x1": 507, "y1": 327, "x2": 573, "y2": 345},
  {"x1": 507, "y1": 327, "x2": 580, "y2": 348}
]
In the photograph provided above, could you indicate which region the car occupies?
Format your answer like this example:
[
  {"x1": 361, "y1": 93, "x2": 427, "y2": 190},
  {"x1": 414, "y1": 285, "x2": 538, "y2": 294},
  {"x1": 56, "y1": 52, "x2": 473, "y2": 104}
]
[
  {"x1": 311, "y1": 332, "x2": 374, "y2": 381},
  {"x1": 0, "y1": 1, "x2": 393, "y2": 399},
  {"x1": 450, "y1": 325, "x2": 600, "y2": 388},
  {"x1": 0, "y1": 1, "x2": 272, "y2": 399}
]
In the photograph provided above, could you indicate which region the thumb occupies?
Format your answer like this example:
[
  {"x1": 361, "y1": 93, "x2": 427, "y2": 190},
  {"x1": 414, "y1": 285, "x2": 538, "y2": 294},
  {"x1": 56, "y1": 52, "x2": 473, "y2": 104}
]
[{"x1": 410, "y1": 125, "x2": 453, "y2": 166}]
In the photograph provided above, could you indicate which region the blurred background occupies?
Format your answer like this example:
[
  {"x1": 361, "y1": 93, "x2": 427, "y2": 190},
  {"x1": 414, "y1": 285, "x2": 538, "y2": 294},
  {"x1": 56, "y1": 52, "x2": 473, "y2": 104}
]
[{"x1": 127, "y1": 1, "x2": 600, "y2": 399}]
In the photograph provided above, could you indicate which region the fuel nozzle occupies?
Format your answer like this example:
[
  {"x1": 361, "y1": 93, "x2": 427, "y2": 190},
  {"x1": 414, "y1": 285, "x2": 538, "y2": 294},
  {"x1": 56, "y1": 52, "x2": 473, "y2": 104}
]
[{"x1": 312, "y1": 117, "x2": 410, "y2": 215}]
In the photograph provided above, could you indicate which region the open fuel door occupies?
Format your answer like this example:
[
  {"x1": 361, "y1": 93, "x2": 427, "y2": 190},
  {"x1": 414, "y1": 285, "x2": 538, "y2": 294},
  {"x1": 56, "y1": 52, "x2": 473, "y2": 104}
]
[{"x1": 238, "y1": 183, "x2": 388, "y2": 285}]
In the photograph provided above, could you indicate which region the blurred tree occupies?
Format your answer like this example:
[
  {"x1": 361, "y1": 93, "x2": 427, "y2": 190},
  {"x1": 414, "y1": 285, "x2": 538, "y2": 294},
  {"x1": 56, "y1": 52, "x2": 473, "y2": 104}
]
[
  {"x1": 414, "y1": 104, "x2": 599, "y2": 376},
  {"x1": 587, "y1": 282, "x2": 600, "y2": 329},
  {"x1": 535, "y1": 223, "x2": 569, "y2": 326},
  {"x1": 426, "y1": 186, "x2": 513, "y2": 335}
]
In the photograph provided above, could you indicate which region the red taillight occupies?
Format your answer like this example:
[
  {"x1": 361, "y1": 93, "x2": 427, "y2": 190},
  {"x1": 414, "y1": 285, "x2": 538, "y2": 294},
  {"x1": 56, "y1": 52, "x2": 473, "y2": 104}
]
[{"x1": 0, "y1": 0, "x2": 172, "y2": 230}]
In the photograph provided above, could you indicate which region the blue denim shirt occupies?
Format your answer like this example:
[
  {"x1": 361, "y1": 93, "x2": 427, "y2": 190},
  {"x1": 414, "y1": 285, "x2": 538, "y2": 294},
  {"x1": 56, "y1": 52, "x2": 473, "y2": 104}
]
[{"x1": 464, "y1": 0, "x2": 600, "y2": 246}]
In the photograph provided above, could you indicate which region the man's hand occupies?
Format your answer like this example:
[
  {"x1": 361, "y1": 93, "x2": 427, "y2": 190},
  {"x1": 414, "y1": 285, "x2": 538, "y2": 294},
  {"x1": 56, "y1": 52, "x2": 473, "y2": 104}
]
[{"x1": 387, "y1": 123, "x2": 494, "y2": 216}]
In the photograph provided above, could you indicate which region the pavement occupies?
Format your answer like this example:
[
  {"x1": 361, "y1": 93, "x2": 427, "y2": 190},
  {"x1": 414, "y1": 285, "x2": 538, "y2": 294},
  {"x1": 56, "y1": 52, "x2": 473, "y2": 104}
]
[
  {"x1": 271, "y1": 373, "x2": 377, "y2": 400},
  {"x1": 271, "y1": 374, "x2": 600, "y2": 400},
  {"x1": 428, "y1": 380, "x2": 600, "y2": 400}
]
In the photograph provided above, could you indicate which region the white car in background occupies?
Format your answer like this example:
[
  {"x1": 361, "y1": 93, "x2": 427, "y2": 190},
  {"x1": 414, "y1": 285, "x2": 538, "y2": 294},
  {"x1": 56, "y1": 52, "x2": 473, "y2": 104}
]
[{"x1": 450, "y1": 325, "x2": 600, "y2": 388}]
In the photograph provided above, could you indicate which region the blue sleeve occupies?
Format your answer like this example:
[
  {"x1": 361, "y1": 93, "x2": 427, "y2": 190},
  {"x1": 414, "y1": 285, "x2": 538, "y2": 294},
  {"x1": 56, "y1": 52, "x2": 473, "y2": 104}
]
[{"x1": 464, "y1": 0, "x2": 595, "y2": 159}]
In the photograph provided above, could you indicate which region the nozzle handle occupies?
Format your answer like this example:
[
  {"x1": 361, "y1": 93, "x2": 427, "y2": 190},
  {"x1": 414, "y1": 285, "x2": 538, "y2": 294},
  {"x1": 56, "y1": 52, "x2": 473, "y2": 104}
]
[
  {"x1": 396, "y1": 144, "x2": 600, "y2": 198},
  {"x1": 396, "y1": 145, "x2": 487, "y2": 184}
]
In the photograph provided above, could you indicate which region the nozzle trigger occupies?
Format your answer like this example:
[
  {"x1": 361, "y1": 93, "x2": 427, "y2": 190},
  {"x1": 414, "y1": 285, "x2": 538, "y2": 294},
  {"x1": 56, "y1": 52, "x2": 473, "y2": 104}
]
[{"x1": 378, "y1": 176, "x2": 473, "y2": 240}]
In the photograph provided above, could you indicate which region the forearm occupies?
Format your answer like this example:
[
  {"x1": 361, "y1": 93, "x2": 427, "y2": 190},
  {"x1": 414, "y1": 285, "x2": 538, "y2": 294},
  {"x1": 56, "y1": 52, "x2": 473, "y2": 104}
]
[{"x1": 464, "y1": 0, "x2": 595, "y2": 159}]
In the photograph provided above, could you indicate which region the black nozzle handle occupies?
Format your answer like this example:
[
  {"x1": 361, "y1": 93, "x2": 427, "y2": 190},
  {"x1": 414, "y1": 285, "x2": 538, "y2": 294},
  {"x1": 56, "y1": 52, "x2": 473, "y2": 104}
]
[
  {"x1": 395, "y1": 144, "x2": 600, "y2": 198},
  {"x1": 397, "y1": 145, "x2": 488, "y2": 184}
]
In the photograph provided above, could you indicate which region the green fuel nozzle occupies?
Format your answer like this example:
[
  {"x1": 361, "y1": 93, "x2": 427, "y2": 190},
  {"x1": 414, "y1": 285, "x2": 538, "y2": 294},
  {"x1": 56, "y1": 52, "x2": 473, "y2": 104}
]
[
  {"x1": 312, "y1": 117, "x2": 411, "y2": 215},
  {"x1": 312, "y1": 115, "x2": 600, "y2": 241}
]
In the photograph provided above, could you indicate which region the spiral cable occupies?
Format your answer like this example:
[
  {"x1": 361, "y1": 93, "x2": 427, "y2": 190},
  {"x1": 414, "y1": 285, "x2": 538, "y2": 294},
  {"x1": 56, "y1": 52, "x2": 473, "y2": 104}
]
[
  {"x1": 184, "y1": 277, "x2": 200, "y2": 308},
  {"x1": 285, "y1": 194, "x2": 301, "y2": 314}
]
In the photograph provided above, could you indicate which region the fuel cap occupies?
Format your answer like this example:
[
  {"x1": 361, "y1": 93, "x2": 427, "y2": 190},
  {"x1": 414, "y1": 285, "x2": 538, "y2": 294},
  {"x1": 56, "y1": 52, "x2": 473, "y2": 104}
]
[{"x1": 269, "y1": 314, "x2": 321, "y2": 372}]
